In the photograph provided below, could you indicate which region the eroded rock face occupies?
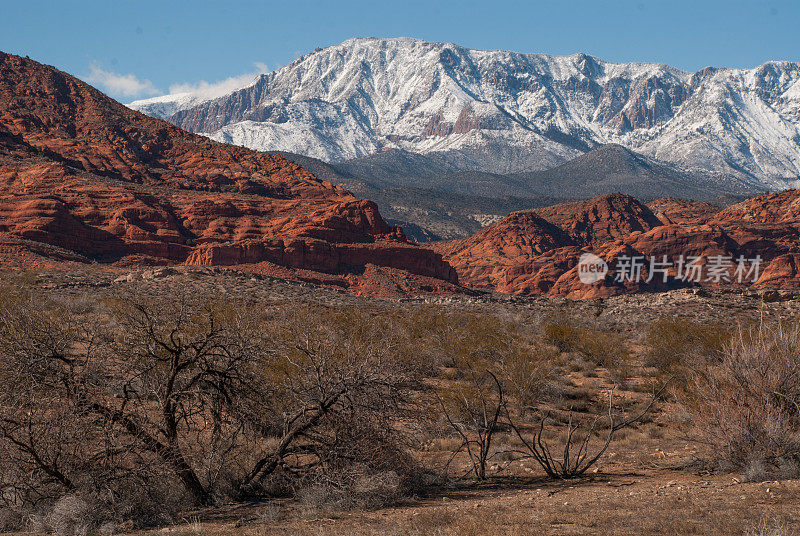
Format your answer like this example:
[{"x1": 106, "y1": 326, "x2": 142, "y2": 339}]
[
  {"x1": 434, "y1": 211, "x2": 575, "y2": 293},
  {"x1": 647, "y1": 197, "x2": 720, "y2": 225},
  {"x1": 533, "y1": 193, "x2": 663, "y2": 245},
  {"x1": 438, "y1": 192, "x2": 800, "y2": 298},
  {"x1": 713, "y1": 189, "x2": 800, "y2": 224},
  {"x1": 0, "y1": 52, "x2": 456, "y2": 293}
]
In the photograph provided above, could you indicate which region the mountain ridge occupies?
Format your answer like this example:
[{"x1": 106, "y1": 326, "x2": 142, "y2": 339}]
[
  {"x1": 271, "y1": 144, "x2": 756, "y2": 241},
  {"x1": 130, "y1": 37, "x2": 800, "y2": 189}
]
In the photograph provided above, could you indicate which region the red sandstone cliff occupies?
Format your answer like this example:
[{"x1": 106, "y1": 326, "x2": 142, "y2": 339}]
[
  {"x1": 437, "y1": 193, "x2": 800, "y2": 298},
  {"x1": 0, "y1": 51, "x2": 456, "y2": 291}
]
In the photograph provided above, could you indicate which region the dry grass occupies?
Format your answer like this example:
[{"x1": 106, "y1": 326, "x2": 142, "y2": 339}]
[
  {"x1": 131, "y1": 473, "x2": 800, "y2": 536},
  {"x1": 6, "y1": 277, "x2": 800, "y2": 535}
]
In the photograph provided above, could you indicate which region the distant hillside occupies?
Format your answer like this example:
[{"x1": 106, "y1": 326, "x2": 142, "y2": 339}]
[
  {"x1": 512, "y1": 144, "x2": 760, "y2": 200},
  {"x1": 273, "y1": 145, "x2": 758, "y2": 241},
  {"x1": 271, "y1": 150, "x2": 564, "y2": 241}
]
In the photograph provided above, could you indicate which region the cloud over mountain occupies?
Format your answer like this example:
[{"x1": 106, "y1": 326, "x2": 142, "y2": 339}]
[
  {"x1": 84, "y1": 63, "x2": 159, "y2": 98},
  {"x1": 166, "y1": 62, "x2": 269, "y2": 101}
]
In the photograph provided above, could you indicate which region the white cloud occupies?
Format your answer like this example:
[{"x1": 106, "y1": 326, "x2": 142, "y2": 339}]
[
  {"x1": 84, "y1": 63, "x2": 159, "y2": 98},
  {"x1": 166, "y1": 62, "x2": 269, "y2": 100}
]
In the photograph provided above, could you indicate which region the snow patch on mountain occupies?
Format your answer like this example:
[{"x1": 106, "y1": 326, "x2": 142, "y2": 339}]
[
  {"x1": 129, "y1": 38, "x2": 800, "y2": 189},
  {"x1": 129, "y1": 63, "x2": 268, "y2": 119}
]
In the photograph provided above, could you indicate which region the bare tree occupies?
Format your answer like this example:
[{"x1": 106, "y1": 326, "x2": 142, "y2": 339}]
[
  {"x1": 437, "y1": 368, "x2": 504, "y2": 480},
  {"x1": 505, "y1": 386, "x2": 665, "y2": 479},
  {"x1": 91, "y1": 295, "x2": 267, "y2": 506},
  {"x1": 237, "y1": 306, "x2": 417, "y2": 495},
  {"x1": 0, "y1": 289, "x2": 265, "y2": 507},
  {"x1": 0, "y1": 288, "x2": 423, "y2": 512},
  {"x1": 0, "y1": 289, "x2": 97, "y2": 505}
]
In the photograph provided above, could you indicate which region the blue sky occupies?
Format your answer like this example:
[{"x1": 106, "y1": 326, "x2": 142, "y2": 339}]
[{"x1": 2, "y1": 0, "x2": 798, "y2": 101}]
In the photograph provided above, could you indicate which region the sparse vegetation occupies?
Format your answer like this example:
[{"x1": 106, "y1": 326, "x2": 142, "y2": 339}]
[
  {"x1": 542, "y1": 313, "x2": 632, "y2": 381},
  {"x1": 504, "y1": 385, "x2": 665, "y2": 479},
  {"x1": 1, "y1": 274, "x2": 800, "y2": 534},
  {"x1": 0, "y1": 287, "x2": 424, "y2": 527},
  {"x1": 683, "y1": 321, "x2": 800, "y2": 479},
  {"x1": 645, "y1": 316, "x2": 732, "y2": 376}
]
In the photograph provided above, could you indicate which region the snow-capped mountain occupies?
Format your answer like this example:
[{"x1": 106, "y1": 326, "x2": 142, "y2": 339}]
[
  {"x1": 128, "y1": 91, "x2": 214, "y2": 121},
  {"x1": 129, "y1": 38, "x2": 800, "y2": 189},
  {"x1": 128, "y1": 71, "x2": 266, "y2": 120}
]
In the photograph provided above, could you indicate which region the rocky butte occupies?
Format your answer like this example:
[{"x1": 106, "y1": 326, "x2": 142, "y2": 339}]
[
  {"x1": 435, "y1": 192, "x2": 800, "y2": 299},
  {"x1": 0, "y1": 51, "x2": 457, "y2": 295}
]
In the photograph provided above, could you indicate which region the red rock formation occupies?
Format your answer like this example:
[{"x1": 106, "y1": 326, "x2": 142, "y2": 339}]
[
  {"x1": 434, "y1": 211, "x2": 575, "y2": 293},
  {"x1": 647, "y1": 197, "x2": 720, "y2": 225},
  {"x1": 754, "y1": 254, "x2": 800, "y2": 289},
  {"x1": 439, "y1": 192, "x2": 800, "y2": 298},
  {"x1": 533, "y1": 193, "x2": 663, "y2": 245},
  {"x1": 0, "y1": 51, "x2": 456, "y2": 293},
  {"x1": 548, "y1": 241, "x2": 673, "y2": 299},
  {"x1": 713, "y1": 189, "x2": 800, "y2": 224}
]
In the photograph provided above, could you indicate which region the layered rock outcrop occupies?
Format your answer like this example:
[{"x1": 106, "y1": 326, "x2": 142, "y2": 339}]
[
  {"x1": 646, "y1": 197, "x2": 720, "y2": 225},
  {"x1": 437, "y1": 192, "x2": 800, "y2": 298},
  {"x1": 0, "y1": 52, "x2": 456, "y2": 292}
]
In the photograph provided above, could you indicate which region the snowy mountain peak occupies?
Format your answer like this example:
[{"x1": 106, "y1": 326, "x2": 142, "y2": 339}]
[{"x1": 129, "y1": 38, "x2": 800, "y2": 189}]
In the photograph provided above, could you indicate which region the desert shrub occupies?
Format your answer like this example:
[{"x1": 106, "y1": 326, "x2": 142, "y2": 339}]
[
  {"x1": 497, "y1": 339, "x2": 557, "y2": 408},
  {"x1": 557, "y1": 386, "x2": 595, "y2": 413},
  {"x1": 744, "y1": 517, "x2": 792, "y2": 536},
  {"x1": 432, "y1": 312, "x2": 555, "y2": 480},
  {"x1": 505, "y1": 384, "x2": 663, "y2": 479},
  {"x1": 401, "y1": 305, "x2": 465, "y2": 372},
  {"x1": 258, "y1": 502, "x2": 283, "y2": 523},
  {"x1": 645, "y1": 316, "x2": 732, "y2": 375},
  {"x1": 0, "y1": 287, "x2": 426, "y2": 522},
  {"x1": 683, "y1": 322, "x2": 800, "y2": 478},
  {"x1": 542, "y1": 317, "x2": 582, "y2": 353},
  {"x1": 298, "y1": 466, "x2": 402, "y2": 512},
  {"x1": 237, "y1": 304, "x2": 424, "y2": 498},
  {"x1": 0, "y1": 506, "x2": 27, "y2": 533},
  {"x1": 436, "y1": 366, "x2": 505, "y2": 481},
  {"x1": 319, "y1": 409, "x2": 425, "y2": 496},
  {"x1": 0, "y1": 288, "x2": 261, "y2": 522},
  {"x1": 542, "y1": 315, "x2": 631, "y2": 380},
  {"x1": 29, "y1": 494, "x2": 106, "y2": 536},
  {"x1": 502, "y1": 313, "x2": 666, "y2": 480},
  {"x1": 573, "y1": 329, "x2": 631, "y2": 381},
  {"x1": 742, "y1": 459, "x2": 770, "y2": 483},
  {"x1": 432, "y1": 310, "x2": 646, "y2": 481}
]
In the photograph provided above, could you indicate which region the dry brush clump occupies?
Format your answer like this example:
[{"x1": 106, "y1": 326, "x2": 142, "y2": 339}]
[
  {"x1": 0, "y1": 285, "x2": 427, "y2": 529},
  {"x1": 430, "y1": 309, "x2": 660, "y2": 482},
  {"x1": 0, "y1": 280, "x2": 668, "y2": 530},
  {"x1": 297, "y1": 465, "x2": 403, "y2": 513},
  {"x1": 683, "y1": 321, "x2": 800, "y2": 479},
  {"x1": 645, "y1": 316, "x2": 732, "y2": 378},
  {"x1": 503, "y1": 385, "x2": 664, "y2": 479},
  {"x1": 430, "y1": 313, "x2": 558, "y2": 480},
  {"x1": 541, "y1": 313, "x2": 632, "y2": 382}
]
